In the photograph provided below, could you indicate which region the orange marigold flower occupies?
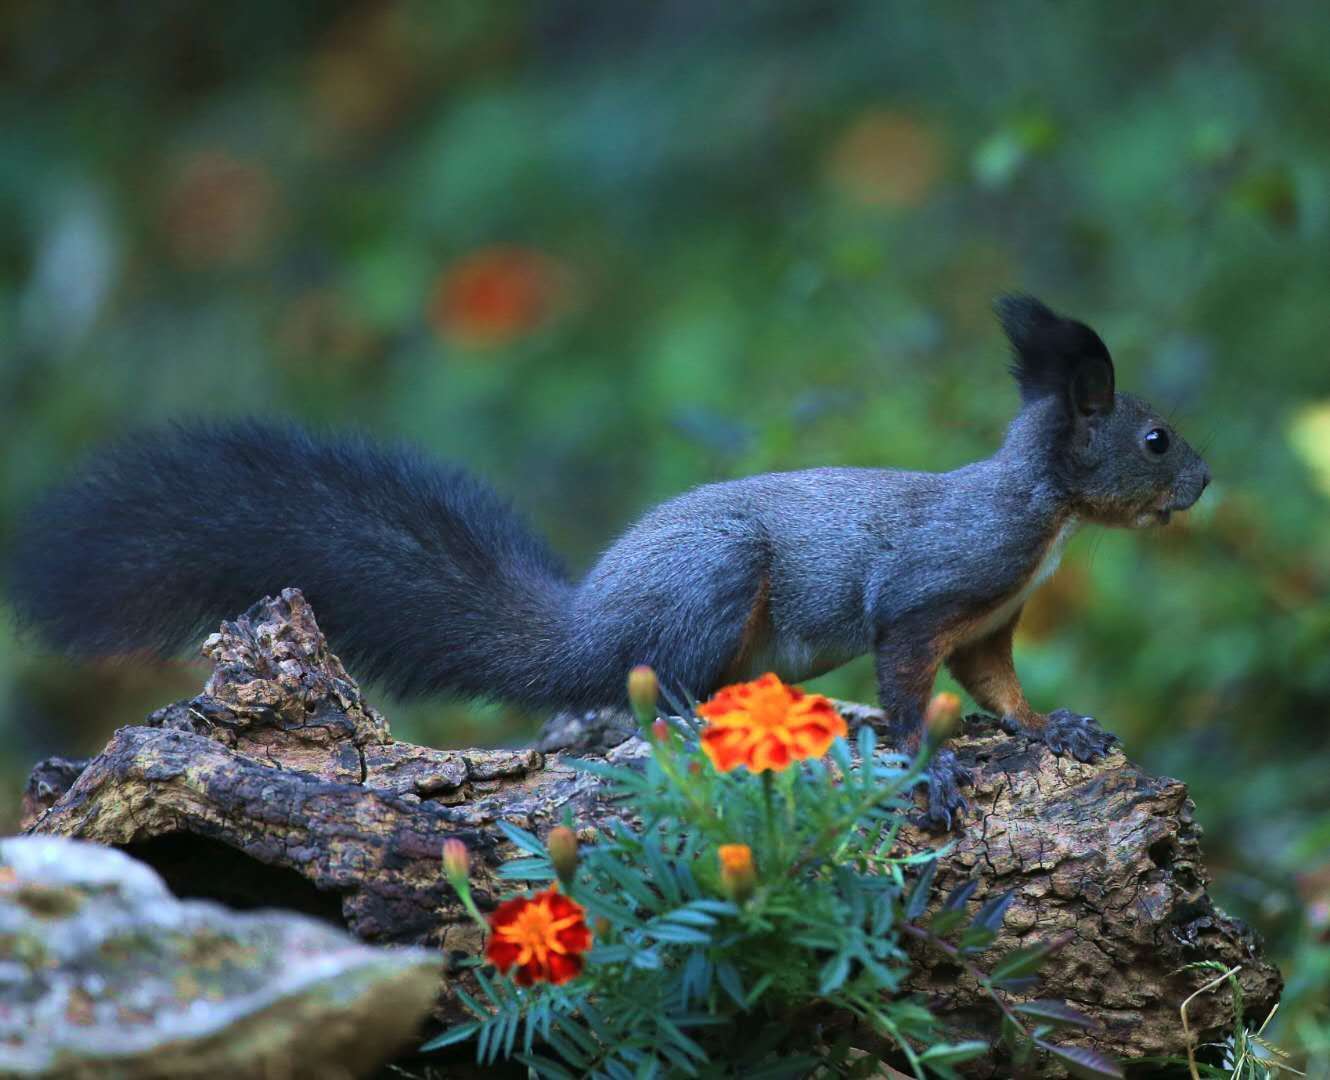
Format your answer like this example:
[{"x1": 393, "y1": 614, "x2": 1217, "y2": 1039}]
[
  {"x1": 924, "y1": 691, "x2": 963, "y2": 742},
  {"x1": 717, "y1": 844, "x2": 754, "y2": 873},
  {"x1": 486, "y1": 885, "x2": 592, "y2": 987},
  {"x1": 717, "y1": 843, "x2": 756, "y2": 903},
  {"x1": 697, "y1": 673, "x2": 847, "y2": 773}
]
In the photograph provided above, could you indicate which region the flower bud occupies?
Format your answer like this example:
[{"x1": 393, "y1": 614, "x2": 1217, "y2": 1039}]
[
  {"x1": 627, "y1": 665, "x2": 659, "y2": 726},
  {"x1": 717, "y1": 843, "x2": 756, "y2": 904},
  {"x1": 651, "y1": 717, "x2": 670, "y2": 743},
  {"x1": 442, "y1": 838, "x2": 470, "y2": 883},
  {"x1": 547, "y1": 826, "x2": 579, "y2": 886},
  {"x1": 924, "y1": 692, "x2": 963, "y2": 744}
]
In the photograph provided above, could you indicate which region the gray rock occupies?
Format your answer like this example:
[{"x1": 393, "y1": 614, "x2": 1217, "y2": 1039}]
[{"x1": 0, "y1": 836, "x2": 442, "y2": 1079}]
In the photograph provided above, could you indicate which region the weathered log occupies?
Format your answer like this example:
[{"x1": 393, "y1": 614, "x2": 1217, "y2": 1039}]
[{"x1": 21, "y1": 589, "x2": 1281, "y2": 1073}]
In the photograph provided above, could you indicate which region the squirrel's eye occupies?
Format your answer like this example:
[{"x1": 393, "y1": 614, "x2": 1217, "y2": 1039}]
[{"x1": 1144, "y1": 428, "x2": 1171, "y2": 455}]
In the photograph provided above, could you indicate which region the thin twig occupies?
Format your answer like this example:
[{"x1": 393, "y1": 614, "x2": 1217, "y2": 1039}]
[{"x1": 1179, "y1": 964, "x2": 1242, "y2": 1080}]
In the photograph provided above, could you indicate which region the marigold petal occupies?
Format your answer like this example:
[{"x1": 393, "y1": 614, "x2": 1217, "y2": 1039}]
[
  {"x1": 485, "y1": 886, "x2": 591, "y2": 986},
  {"x1": 748, "y1": 736, "x2": 791, "y2": 773},
  {"x1": 488, "y1": 895, "x2": 534, "y2": 931},
  {"x1": 556, "y1": 923, "x2": 593, "y2": 953},
  {"x1": 545, "y1": 951, "x2": 584, "y2": 985},
  {"x1": 696, "y1": 674, "x2": 845, "y2": 773},
  {"x1": 486, "y1": 936, "x2": 522, "y2": 972}
]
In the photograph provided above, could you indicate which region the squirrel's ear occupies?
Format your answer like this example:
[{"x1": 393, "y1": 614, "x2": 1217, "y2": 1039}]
[
  {"x1": 1069, "y1": 355, "x2": 1114, "y2": 417},
  {"x1": 995, "y1": 294, "x2": 1115, "y2": 416}
]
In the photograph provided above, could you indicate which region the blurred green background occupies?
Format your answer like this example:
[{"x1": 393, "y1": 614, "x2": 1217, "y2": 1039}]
[{"x1": 2, "y1": 0, "x2": 1328, "y2": 1069}]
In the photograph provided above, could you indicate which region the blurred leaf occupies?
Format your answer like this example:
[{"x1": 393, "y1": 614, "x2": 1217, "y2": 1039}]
[{"x1": 1036, "y1": 1042, "x2": 1123, "y2": 1080}]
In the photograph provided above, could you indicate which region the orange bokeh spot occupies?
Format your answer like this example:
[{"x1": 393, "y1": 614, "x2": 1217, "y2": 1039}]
[
  {"x1": 826, "y1": 108, "x2": 945, "y2": 209},
  {"x1": 428, "y1": 246, "x2": 565, "y2": 348}
]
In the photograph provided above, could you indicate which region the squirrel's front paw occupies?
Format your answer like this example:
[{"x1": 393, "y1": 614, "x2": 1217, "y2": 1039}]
[
  {"x1": 922, "y1": 748, "x2": 973, "y2": 831},
  {"x1": 1005, "y1": 709, "x2": 1118, "y2": 763}
]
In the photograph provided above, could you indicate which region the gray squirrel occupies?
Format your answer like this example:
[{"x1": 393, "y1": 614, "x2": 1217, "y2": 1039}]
[{"x1": 7, "y1": 295, "x2": 1210, "y2": 828}]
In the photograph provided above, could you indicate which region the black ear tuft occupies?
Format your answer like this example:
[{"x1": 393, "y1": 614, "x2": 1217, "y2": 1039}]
[
  {"x1": 994, "y1": 293, "x2": 1115, "y2": 415},
  {"x1": 995, "y1": 294, "x2": 1059, "y2": 357}
]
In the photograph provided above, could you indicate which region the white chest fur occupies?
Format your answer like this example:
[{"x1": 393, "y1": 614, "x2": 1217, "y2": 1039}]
[{"x1": 959, "y1": 517, "x2": 1079, "y2": 645}]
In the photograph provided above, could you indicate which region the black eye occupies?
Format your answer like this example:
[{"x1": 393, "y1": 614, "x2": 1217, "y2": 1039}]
[{"x1": 1144, "y1": 428, "x2": 1171, "y2": 455}]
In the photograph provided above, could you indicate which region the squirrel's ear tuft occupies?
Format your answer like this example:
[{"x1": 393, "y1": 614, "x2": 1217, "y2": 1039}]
[
  {"x1": 995, "y1": 294, "x2": 1115, "y2": 416},
  {"x1": 995, "y1": 294, "x2": 1059, "y2": 356}
]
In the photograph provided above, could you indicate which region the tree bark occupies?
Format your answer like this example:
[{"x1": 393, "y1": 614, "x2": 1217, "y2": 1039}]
[{"x1": 21, "y1": 589, "x2": 1281, "y2": 1073}]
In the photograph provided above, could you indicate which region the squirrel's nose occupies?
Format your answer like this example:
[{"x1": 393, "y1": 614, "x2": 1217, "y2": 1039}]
[{"x1": 1199, "y1": 466, "x2": 1211, "y2": 494}]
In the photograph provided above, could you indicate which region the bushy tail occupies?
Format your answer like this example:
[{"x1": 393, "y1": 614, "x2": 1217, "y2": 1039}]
[{"x1": 7, "y1": 421, "x2": 586, "y2": 704}]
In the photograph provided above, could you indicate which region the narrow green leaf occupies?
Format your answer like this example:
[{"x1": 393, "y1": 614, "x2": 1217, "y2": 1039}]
[
  {"x1": 544, "y1": 1027, "x2": 591, "y2": 1068},
  {"x1": 746, "y1": 972, "x2": 776, "y2": 1006},
  {"x1": 576, "y1": 890, "x2": 638, "y2": 927},
  {"x1": 856, "y1": 724, "x2": 876, "y2": 771},
  {"x1": 972, "y1": 888, "x2": 1016, "y2": 932},
  {"x1": 515, "y1": 1053, "x2": 578, "y2": 1080},
  {"x1": 631, "y1": 947, "x2": 662, "y2": 970},
  {"x1": 588, "y1": 944, "x2": 633, "y2": 964},
  {"x1": 596, "y1": 856, "x2": 660, "y2": 912},
  {"x1": 990, "y1": 942, "x2": 1052, "y2": 983},
  {"x1": 895, "y1": 844, "x2": 952, "y2": 865},
  {"x1": 642, "y1": 841, "x2": 682, "y2": 907},
  {"x1": 1014, "y1": 1000, "x2": 1095, "y2": 1029},
  {"x1": 661, "y1": 907, "x2": 718, "y2": 928},
  {"x1": 657, "y1": 1015, "x2": 708, "y2": 1060},
  {"x1": 1037, "y1": 1041, "x2": 1124, "y2": 1080},
  {"x1": 828, "y1": 737, "x2": 853, "y2": 778},
  {"x1": 685, "y1": 899, "x2": 738, "y2": 917},
  {"x1": 497, "y1": 857, "x2": 554, "y2": 880},
  {"x1": 818, "y1": 950, "x2": 852, "y2": 994},
  {"x1": 497, "y1": 820, "x2": 547, "y2": 857},
  {"x1": 958, "y1": 924, "x2": 998, "y2": 952},
  {"x1": 452, "y1": 986, "x2": 489, "y2": 1020},
  {"x1": 904, "y1": 858, "x2": 937, "y2": 920},
  {"x1": 929, "y1": 908, "x2": 966, "y2": 936},
  {"x1": 419, "y1": 1021, "x2": 480, "y2": 1051},
  {"x1": 716, "y1": 961, "x2": 746, "y2": 1007},
  {"x1": 501, "y1": 1007, "x2": 520, "y2": 1059},
  {"x1": 655, "y1": 1042, "x2": 701, "y2": 1076},
  {"x1": 918, "y1": 1040, "x2": 989, "y2": 1065},
  {"x1": 553, "y1": 1015, "x2": 600, "y2": 1058},
  {"x1": 579, "y1": 1000, "x2": 612, "y2": 1044},
  {"x1": 681, "y1": 950, "x2": 710, "y2": 1008},
  {"x1": 942, "y1": 878, "x2": 979, "y2": 911},
  {"x1": 644, "y1": 921, "x2": 711, "y2": 945}
]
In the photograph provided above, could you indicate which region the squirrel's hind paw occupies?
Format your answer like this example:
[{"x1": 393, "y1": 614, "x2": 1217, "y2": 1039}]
[
  {"x1": 922, "y1": 748, "x2": 973, "y2": 832},
  {"x1": 1028, "y1": 709, "x2": 1119, "y2": 763}
]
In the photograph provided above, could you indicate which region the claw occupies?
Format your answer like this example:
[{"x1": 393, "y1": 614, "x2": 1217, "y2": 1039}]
[
  {"x1": 1039, "y1": 709, "x2": 1119, "y2": 763},
  {"x1": 923, "y1": 748, "x2": 972, "y2": 832}
]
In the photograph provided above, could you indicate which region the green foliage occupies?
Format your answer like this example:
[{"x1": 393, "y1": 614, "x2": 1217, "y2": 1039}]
[{"x1": 427, "y1": 716, "x2": 1115, "y2": 1078}]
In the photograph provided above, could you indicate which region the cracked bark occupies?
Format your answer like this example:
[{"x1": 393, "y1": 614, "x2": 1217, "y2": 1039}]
[{"x1": 21, "y1": 589, "x2": 1281, "y2": 1074}]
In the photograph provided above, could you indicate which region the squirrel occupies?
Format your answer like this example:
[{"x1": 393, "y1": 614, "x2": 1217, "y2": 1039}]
[{"x1": 7, "y1": 296, "x2": 1210, "y2": 828}]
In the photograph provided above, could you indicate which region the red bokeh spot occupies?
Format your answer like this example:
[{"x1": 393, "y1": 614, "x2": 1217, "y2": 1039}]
[{"x1": 428, "y1": 246, "x2": 566, "y2": 349}]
